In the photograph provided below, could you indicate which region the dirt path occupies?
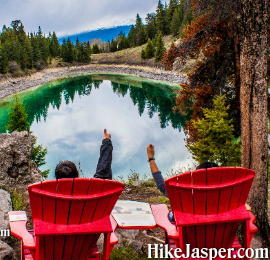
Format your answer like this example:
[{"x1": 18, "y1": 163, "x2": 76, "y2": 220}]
[{"x1": 0, "y1": 64, "x2": 187, "y2": 100}]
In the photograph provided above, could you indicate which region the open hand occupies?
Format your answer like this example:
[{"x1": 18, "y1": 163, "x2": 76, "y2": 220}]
[
  {"x1": 147, "y1": 144, "x2": 155, "y2": 159},
  {"x1": 103, "y1": 129, "x2": 111, "y2": 140}
]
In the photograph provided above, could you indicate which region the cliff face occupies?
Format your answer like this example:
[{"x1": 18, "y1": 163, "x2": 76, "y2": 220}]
[
  {"x1": 0, "y1": 131, "x2": 43, "y2": 260},
  {"x1": 0, "y1": 131, "x2": 43, "y2": 188}
]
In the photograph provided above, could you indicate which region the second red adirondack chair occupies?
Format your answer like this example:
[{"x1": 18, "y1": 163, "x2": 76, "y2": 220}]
[
  {"x1": 9, "y1": 178, "x2": 124, "y2": 260},
  {"x1": 151, "y1": 167, "x2": 258, "y2": 260}
]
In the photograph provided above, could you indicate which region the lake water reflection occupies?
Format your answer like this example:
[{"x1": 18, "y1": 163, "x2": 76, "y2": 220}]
[{"x1": 0, "y1": 74, "x2": 192, "y2": 179}]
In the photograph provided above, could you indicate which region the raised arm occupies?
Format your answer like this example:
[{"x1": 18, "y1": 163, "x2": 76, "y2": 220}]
[
  {"x1": 147, "y1": 144, "x2": 168, "y2": 198},
  {"x1": 94, "y1": 129, "x2": 113, "y2": 180}
]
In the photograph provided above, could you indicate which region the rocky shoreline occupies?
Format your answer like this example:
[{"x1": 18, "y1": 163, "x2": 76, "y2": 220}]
[{"x1": 0, "y1": 64, "x2": 187, "y2": 100}]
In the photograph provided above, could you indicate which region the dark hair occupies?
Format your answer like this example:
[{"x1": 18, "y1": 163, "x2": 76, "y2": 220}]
[
  {"x1": 196, "y1": 161, "x2": 219, "y2": 170},
  {"x1": 55, "y1": 160, "x2": 79, "y2": 179}
]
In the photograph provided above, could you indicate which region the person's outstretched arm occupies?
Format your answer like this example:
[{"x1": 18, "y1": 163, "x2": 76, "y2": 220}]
[
  {"x1": 147, "y1": 144, "x2": 168, "y2": 197},
  {"x1": 94, "y1": 129, "x2": 113, "y2": 180}
]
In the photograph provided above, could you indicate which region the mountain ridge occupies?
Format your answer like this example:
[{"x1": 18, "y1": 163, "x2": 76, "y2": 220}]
[{"x1": 59, "y1": 25, "x2": 132, "y2": 44}]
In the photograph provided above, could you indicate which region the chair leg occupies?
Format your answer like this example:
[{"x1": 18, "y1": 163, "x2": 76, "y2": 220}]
[{"x1": 102, "y1": 233, "x2": 111, "y2": 260}]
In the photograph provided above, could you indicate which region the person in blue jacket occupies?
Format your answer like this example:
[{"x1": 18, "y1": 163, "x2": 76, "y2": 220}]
[
  {"x1": 146, "y1": 144, "x2": 219, "y2": 222},
  {"x1": 55, "y1": 129, "x2": 113, "y2": 180}
]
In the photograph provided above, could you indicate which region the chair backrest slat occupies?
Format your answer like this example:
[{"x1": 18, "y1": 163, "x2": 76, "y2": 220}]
[{"x1": 68, "y1": 178, "x2": 91, "y2": 225}]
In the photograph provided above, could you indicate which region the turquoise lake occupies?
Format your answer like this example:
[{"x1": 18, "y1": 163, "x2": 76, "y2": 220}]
[{"x1": 0, "y1": 74, "x2": 192, "y2": 179}]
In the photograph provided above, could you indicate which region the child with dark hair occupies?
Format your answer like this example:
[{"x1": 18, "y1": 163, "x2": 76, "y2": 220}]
[{"x1": 55, "y1": 129, "x2": 113, "y2": 180}]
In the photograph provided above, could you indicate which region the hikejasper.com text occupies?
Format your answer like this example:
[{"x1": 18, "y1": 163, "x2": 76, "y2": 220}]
[{"x1": 148, "y1": 244, "x2": 269, "y2": 259}]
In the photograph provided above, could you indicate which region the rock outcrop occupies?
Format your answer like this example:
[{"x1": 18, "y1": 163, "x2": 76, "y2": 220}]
[
  {"x1": 0, "y1": 190, "x2": 14, "y2": 260},
  {"x1": 0, "y1": 131, "x2": 43, "y2": 188}
]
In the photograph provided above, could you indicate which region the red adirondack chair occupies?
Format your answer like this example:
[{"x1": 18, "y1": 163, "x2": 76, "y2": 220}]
[
  {"x1": 151, "y1": 167, "x2": 258, "y2": 260},
  {"x1": 8, "y1": 178, "x2": 124, "y2": 260}
]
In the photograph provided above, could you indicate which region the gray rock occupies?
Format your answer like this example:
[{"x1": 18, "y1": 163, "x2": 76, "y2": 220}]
[
  {"x1": 0, "y1": 190, "x2": 12, "y2": 231},
  {"x1": 0, "y1": 131, "x2": 43, "y2": 188},
  {"x1": 0, "y1": 241, "x2": 14, "y2": 260}
]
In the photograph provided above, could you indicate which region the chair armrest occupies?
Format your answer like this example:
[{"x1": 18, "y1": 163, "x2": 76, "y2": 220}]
[
  {"x1": 248, "y1": 211, "x2": 258, "y2": 234},
  {"x1": 151, "y1": 204, "x2": 179, "y2": 239},
  {"x1": 175, "y1": 206, "x2": 250, "y2": 227},
  {"x1": 34, "y1": 216, "x2": 113, "y2": 236},
  {"x1": 110, "y1": 215, "x2": 118, "y2": 245},
  {"x1": 8, "y1": 211, "x2": 35, "y2": 250}
]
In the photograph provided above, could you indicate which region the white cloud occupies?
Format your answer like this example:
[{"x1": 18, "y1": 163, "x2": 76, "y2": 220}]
[{"x1": 0, "y1": 0, "x2": 161, "y2": 36}]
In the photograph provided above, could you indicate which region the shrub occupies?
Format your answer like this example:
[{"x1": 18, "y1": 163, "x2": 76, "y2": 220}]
[{"x1": 187, "y1": 95, "x2": 241, "y2": 166}]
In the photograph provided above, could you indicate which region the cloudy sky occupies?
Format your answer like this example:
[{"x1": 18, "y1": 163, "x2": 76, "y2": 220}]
[{"x1": 0, "y1": 0, "x2": 162, "y2": 37}]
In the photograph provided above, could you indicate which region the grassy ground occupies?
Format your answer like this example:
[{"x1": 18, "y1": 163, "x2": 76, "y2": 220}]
[{"x1": 91, "y1": 36, "x2": 174, "y2": 67}]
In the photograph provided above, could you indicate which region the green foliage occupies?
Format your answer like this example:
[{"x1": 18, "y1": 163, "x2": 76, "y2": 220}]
[
  {"x1": 155, "y1": 32, "x2": 166, "y2": 62},
  {"x1": 135, "y1": 14, "x2": 147, "y2": 46},
  {"x1": 48, "y1": 31, "x2": 60, "y2": 58},
  {"x1": 145, "y1": 13, "x2": 157, "y2": 40},
  {"x1": 141, "y1": 48, "x2": 146, "y2": 59},
  {"x1": 187, "y1": 95, "x2": 241, "y2": 166},
  {"x1": 170, "y1": 4, "x2": 184, "y2": 36},
  {"x1": 75, "y1": 39, "x2": 91, "y2": 62},
  {"x1": 31, "y1": 138, "x2": 50, "y2": 178},
  {"x1": 110, "y1": 242, "x2": 149, "y2": 260},
  {"x1": 6, "y1": 95, "x2": 30, "y2": 133},
  {"x1": 6, "y1": 95, "x2": 50, "y2": 178},
  {"x1": 92, "y1": 44, "x2": 101, "y2": 54},
  {"x1": 10, "y1": 189, "x2": 26, "y2": 211},
  {"x1": 145, "y1": 38, "x2": 155, "y2": 59},
  {"x1": 61, "y1": 38, "x2": 75, "y2": 63}
]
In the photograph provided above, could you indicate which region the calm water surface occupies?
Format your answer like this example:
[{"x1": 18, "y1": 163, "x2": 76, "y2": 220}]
[{"x1": 0, "y1": 74, "x2": 192, "y2": 179}]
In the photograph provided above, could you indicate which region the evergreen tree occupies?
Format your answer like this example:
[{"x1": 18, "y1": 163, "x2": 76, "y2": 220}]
[
  {"x1": 170, "y1": 3, "x2": 184, "y2": 36},
  {"x1": 145, "y1": 13, "x2": 157, "y2": 40},
  {"x1": 179, "y1": 6, "x2": 193, "y2": 37},
  {"x1": 61, "y1": 38, "x2": 75, "y2": 63},
  {"x1": 145, "y1": 38, "x2": 155, "y2": 59},
  {"x1": 6, "y1": 95, "x2": 30, "y2": 132},
  {"x1": 49, "y1": 31, "x2": 60, "y2": 58},
  {"x1": 92, "y1": 44, "x2": 100, "y2": 54},
  {"x1": 156, "y1": 0, "x2": 170, "y2": 35},
  {"x1": 141, "y1": 48, "x2": 146, "y2": 59},
  {"x1": 127, "y1": 25, "x2": 137, "y2": 47},
  {"x1": 0, "y1": 45, "x2": 8, "y2": 74},
  {"x1": 168, "y1": 0, "x2": 179, "y2": 23},
  {"x1": 135, "y1": 14, "x2": 147, "y2": 46},
  {"x1": 110, "y1": 39, "x2": 118, "y2": 52},
  {"x1": 187, "y1": 95, "x2": 241, "y2": 166},
  {"x1": 155, "y1": 32, "x2": 166, "y2": 62},
  {"x1": 117, "y1": 32, "x2": 129, "y2": 50}
]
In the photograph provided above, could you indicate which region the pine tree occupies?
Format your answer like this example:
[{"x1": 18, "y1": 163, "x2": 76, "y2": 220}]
[
  {"x1": 170, "y1": 4, "x2": 184, "y2": 36},
  {"x1": 168, "y1": 0, "x2": 179, "y2": 23},
  {"x1": 179, "y1": 6, "x2": 193, "y2": 37},
  {"x1": 127, "y1": 25, "x2": 137, "y2": 47},
  {"x1": 61, "y1": 38, "x2": 75, "y2": 63},
  {"x1": 155, "y1": 32, "x2": 166, "y2": 62},
  {"x1": 141, "y1": 48, "x2": 146, "y2": 59},
  {"x1": 145, "y1": 38, "x2": 155, "y2": 59},
  {"x1": 6, "y1": 95, "x2": 30, "y2": 132},
  {"x1": 49, "y1": 31, "x2": 60, "y2": 58},
  {"x1": 110, "y1": 39, "x2": 118, "y2": 52},
  {"x1": 92, "y1": 44, "x2": 100, "y2": 54},
  {"x1": 145, "y1": 13, "x2": 157, "y2": 40},
  {"x1": 135, "y1": 14, "x2": 147, "y2": 46},
  {"x1": 156, "y1": 0, "x2": 170, "y2": 35},
  {"x1": 0, "y1": 45, "x2": 8, "y2": 74},
  {"x1": 187, "y1": 95, "x2": 241, "y2": 166}
]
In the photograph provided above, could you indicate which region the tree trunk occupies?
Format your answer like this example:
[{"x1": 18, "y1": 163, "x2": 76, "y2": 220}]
[{"x1": 240, "y1": 0, "x2": 270, "y2": 245}]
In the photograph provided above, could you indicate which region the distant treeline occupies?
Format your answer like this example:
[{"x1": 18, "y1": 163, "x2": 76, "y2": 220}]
[
  {"x1": 97, "y1": 0, "x2": 193, "y2": 60},
  {"x1": 0, "y1": 20, "x2": 91, "y2": 74}
]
